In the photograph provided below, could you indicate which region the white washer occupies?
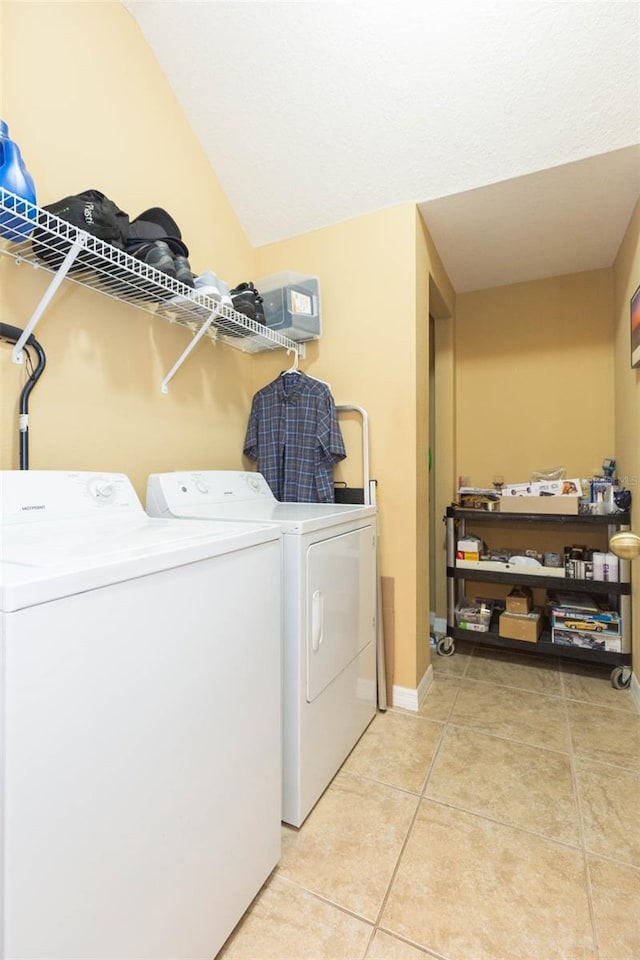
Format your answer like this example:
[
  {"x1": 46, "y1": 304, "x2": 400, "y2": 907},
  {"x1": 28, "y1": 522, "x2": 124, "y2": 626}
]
[
  {"x1": 147, "y1": 470, "x2": 378, "y2": 827},
  {"x1": 0, "y1": 470, "x2": 281, "y2": 960}
]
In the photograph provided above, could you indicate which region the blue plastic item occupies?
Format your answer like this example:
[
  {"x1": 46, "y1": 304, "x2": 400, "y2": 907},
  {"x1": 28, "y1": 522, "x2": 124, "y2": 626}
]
[{"x1": 0, "y1": 120, "x2": 37, "y2": 241}]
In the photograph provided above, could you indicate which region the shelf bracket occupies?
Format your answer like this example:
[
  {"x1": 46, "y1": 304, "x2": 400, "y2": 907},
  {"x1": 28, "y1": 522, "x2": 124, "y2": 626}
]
[
  {"x1": 12, "y1": 237, "x2": 84, "y2": 363},
  {"x1": 160, "y1": 306, "x2": 220, "y2": 394}
]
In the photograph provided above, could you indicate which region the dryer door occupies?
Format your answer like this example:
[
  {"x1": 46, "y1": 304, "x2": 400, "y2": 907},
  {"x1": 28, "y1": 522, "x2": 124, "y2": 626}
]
[{"x1": 305, "y1": 524, "x2": 376, "y2": 703}]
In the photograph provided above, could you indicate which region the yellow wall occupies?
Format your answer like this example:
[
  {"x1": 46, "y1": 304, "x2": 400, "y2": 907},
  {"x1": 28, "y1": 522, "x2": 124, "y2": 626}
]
[
  {"x1": 456, "y1": 262, "x2": 640, "y2": 681},
  {"x1": 456, "y1": 271, "x2": 615, "y2": 487},
  {"x1": 254, "y1": 209, "x2": 455, "y2": 690},
  {"x1": 1, "y1": 1, "x2": 255, "y2": 496},
  {"x1": 254, "y1": 206, "x2": 421, "y2": 688},
  {"x1": 612, "y1": 197, "x2": 640, "y2": 676}
]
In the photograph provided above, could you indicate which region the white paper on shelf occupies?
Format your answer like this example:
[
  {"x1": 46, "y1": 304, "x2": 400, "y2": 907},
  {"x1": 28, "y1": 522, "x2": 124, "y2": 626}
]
[{"x1": 457, "y1": 559, "x2": 566, "y2": 578}]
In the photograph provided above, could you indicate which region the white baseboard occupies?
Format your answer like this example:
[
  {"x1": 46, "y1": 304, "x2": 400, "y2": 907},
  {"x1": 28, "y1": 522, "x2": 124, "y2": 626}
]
[
  {"x1": 392, "y1": 664, "x2": 433, "y2": 711},
  {"x1": 630, "y1": 670, "x2": 640, "y2": 714}
]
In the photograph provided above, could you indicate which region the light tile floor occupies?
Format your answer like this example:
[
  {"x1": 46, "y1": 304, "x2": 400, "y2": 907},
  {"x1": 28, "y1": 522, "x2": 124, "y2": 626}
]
[{"x1": 218, "y1": 641, "x2": 640, "y2": 960}]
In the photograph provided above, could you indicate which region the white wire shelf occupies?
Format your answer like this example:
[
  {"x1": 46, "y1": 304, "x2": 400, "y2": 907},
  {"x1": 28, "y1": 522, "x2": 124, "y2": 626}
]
[{"x1": 0, "y1": 188, "x2": 300, "y2": 390}]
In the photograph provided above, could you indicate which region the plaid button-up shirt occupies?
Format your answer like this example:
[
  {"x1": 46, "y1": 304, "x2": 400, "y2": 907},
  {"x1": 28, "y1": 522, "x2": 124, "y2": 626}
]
[{"x1": 243, "y1": 373, "x2": 346, "y2": 502}]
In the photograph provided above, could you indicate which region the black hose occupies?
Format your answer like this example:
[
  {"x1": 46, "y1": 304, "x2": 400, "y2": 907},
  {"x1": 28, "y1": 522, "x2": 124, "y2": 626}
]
[{"x1": 0, "y1": 323, "x2": 47, "y2": 470}]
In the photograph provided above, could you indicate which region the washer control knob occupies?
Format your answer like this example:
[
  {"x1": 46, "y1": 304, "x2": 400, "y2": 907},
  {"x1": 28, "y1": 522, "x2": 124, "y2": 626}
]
[
  {"x1": 196, "y1": 480, "x2": 209, "y2": 494},
  {"x1": 90, "y1": 479, "x2": 114, "y2": 500},
  {"x1": 247, "y1": 475, "x2": 261, "y2": 491}
]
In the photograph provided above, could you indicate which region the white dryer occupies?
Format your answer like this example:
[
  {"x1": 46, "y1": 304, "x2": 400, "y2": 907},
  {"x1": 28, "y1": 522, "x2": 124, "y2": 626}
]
[
  {"x1": 146, "y1": 470, "x2": 378, "y2": 827},
  {"x1": 0, "y1": 470, "x2": 281, "y2": 960}
]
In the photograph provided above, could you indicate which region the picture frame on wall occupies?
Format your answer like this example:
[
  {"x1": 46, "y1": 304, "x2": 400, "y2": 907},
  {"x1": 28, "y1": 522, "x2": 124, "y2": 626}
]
[{"x1": 632, "y1": 283, "x2": 640, "y2": 369}]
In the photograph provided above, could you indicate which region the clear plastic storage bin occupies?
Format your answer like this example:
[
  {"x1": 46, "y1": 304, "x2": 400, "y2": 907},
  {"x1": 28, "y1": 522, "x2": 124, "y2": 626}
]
[
  {"x1": 256, "y1": 271, "x2": 321, "y2": 342},
  {"x1": 455, "y1": 599, "x2": 494, "y2": 632}
]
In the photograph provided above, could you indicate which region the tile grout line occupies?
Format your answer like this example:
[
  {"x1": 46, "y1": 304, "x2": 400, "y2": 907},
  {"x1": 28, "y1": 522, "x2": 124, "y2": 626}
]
[
  {"x1": 562, "y1": 668, "x2": 602, "y2": 960},
  {"x1": 366, "y1": 675, "x2": 469, "y2": 950},
  {"x1": 431, "y1": 655, "x2": 606, "y2": 959},
  {"x1": 378, "y1": 659, "x2": 634, "y2": 958},
  {"x1": 451, "y1": 673, "x2": 636, "y2": 712},
  {"x1": 361, "y1": 923, "x2": 376, "y2": 959},
  {"x1": 559, "y1": 655, "x2": 638, "y2": 713},
  {"x1": 443, "y1": 717, "x2": 572, "y2": 756},
  {"x1": 570, "y1": 751, "x2": 640, "y2": 777},
  {"x1": 374, "y1": 924, "x2": 450, "y2": 960},
  {"x1": 271, "y1": 872, "x2": 377, "y2": 931},
  {"x1": 276, "y1": 848, "x2": 450, "y2": 960},
  {"x1": 354, "y1": 707, "x2": 595, "y2": 850},
  {"x1": 369, "y1": 717, "x2": 453, "y2": 935},
  {"x1": 425, "y1": 662, "x2": 585, "y2": 853},
  {"x1": 380, "y1": 676, "x2": 622, "y2": 960},
  {"x1": 273, "y1": 717, "x2": 454, "y2": 956},
  {"x1": 268, "y1": 875, "x2": 382, "y2": 960},
  {"x1": 272, "y1": 697, "x2": 459, "y2": 957},
  {"x1": 418, "y1": 794, "x2": 584, "y2": 854}
]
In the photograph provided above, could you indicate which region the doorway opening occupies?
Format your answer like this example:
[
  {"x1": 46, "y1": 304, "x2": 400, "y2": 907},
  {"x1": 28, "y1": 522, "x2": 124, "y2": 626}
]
[{"x1": 428, "y1": 277, "x2": 454, "y2": 641}]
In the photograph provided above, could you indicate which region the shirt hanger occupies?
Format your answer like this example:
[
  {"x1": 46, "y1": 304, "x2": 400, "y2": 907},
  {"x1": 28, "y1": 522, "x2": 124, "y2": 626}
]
[
  {"x1": 281, "y1": 348, "x2": 301, "y2": 375},
  {"x1": 280, "y1": 348, "x2": 331, "y2": 389}
]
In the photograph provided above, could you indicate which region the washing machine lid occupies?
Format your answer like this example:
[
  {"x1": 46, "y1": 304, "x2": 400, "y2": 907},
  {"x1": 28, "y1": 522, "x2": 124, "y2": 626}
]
[
  {"x1": 0, "y1": 515, "x2": 279, "y2": 612},
  {"x1": 0, "y1": 471, "x2": 279, "y2": 612},
  {"x1": 147, "y1": 470, "x2": 375, "y2": 534}
]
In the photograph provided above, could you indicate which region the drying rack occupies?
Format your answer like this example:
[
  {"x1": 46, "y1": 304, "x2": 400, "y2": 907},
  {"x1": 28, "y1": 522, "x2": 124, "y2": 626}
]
[
  {"x1": 335, "y1": 404, "x2": 387, "y2": 710},
  {"x1": 0, "y1": 189, "x2": 303, "y2": 392}
]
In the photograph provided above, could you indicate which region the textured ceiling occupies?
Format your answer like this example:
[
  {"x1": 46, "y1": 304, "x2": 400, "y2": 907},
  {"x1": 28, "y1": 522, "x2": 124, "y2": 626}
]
[{"x1": 124, "y1": 0, "x2": 640, "y2": 292}]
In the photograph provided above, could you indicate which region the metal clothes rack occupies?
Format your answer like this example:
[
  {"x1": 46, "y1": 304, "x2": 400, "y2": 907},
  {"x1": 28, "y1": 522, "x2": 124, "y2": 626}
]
[
  {"x1": 335, "y1": 404, "x2": 387, "y2": 710},
  {"x1": 0, "y1": 188, "x2": 302, "y2": 392}
]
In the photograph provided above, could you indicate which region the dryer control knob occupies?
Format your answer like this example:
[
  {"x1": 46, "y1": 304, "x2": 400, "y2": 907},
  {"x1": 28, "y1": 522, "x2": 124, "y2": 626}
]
[{"x1": 196, "y1": 480, "x2": 209, "y2": 494}]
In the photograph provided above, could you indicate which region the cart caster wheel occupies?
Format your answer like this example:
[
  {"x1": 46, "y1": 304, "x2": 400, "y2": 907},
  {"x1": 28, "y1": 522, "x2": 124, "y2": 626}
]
[
  {"x1": 436, "y1": 636, "x2": 455, "y2": 657},
  {"x1": 610, "y1": 666, "x2": 632, "y2": 690}
]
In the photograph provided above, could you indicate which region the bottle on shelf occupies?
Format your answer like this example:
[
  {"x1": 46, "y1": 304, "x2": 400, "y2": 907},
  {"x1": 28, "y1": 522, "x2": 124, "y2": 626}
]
[{"x1": 0, "y1": 120, "x2": 37, "y2": 241}]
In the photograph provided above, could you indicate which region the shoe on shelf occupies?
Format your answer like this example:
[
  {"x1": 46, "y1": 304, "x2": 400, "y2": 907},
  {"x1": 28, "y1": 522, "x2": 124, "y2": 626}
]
[
  {"x1": 254, "y1": 291, "x2": 265, "y2": 326},
  {"x1": 230, "y1": 281, "x2": 257, "y2": 321},
  {"x1": 230, "y1": 282, "x2": 265, "y2": 323},
  {"x1": 173, "y1": 254, "x2": 195, "y2": 288},
  {"x1": 130, "y1": 240, "x2": 177, "y2": 280}
]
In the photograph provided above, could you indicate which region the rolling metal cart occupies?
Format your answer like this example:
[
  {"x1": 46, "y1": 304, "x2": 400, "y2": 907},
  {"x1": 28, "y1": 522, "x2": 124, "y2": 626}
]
[{"x1": 441, "y1": 504, "x2": 633, "y2": 689}]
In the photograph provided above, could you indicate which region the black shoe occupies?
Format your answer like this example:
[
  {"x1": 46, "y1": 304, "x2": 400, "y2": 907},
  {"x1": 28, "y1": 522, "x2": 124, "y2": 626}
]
[
  {"x1": 230, "y1": 281, "x2": 257, "y2": 320},
  {"x1": 226, "y1": 282, "x2": 265, "y2": 336},
  {"x1": 130, "y1": 240, "x2": 177, "y2": 279},
  {"x1": 174, "y1": 254, "x2": 195, "y2": 288},
  {"x1": 127, "y1": 240, "x2": 177, "y2": 301},
  {"x1": 254, "y1": 292, "x2": 265, "y2": 326}
]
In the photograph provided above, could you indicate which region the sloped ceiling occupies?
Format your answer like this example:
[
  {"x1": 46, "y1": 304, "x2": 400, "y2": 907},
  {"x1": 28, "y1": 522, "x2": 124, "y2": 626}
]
[{"x1": 124, "y1": 0, "x2": 640, "y2": 292}]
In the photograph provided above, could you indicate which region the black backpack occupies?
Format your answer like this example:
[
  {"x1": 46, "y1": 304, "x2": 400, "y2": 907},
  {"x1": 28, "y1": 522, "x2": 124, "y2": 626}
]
[{"x1": 31, "y1": 189, "x2": 130, "y2": 270}]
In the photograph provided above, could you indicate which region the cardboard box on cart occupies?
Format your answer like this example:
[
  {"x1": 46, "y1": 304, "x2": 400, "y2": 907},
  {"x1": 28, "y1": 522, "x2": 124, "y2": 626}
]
[
  {"x1": 551, "y1": 608, "x2": 621, "y2": 636},
  {"x1": 499, "y1": 495, "x2": 580, "y2": 515},
  {"x1": 552, "y1": 627, "x2": 622, "y2": 652},
  {"x1": 505, "y1": 586, "x2": 533, "y2": 614},
  {"x1": 499, "y1": 608, "x2": 543, "y2": 643}
]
